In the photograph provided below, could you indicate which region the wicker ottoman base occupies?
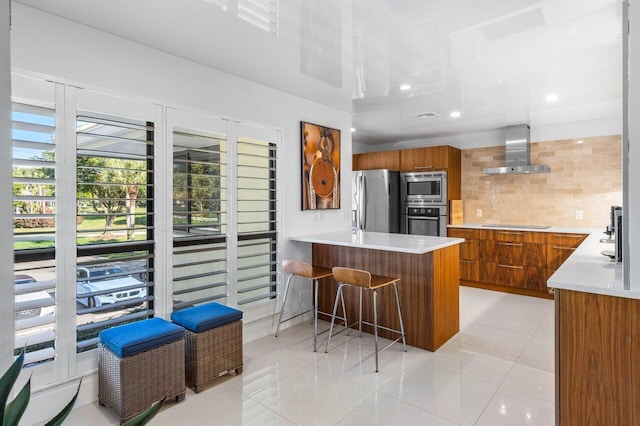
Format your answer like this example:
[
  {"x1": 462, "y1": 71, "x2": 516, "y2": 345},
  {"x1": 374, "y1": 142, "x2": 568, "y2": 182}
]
[
  {"x1": 98, "y1": 339, "x2": 186, "y2": 423},
  {"x1": 185, "y1": 320, "x2": 243, "y2": 392}
]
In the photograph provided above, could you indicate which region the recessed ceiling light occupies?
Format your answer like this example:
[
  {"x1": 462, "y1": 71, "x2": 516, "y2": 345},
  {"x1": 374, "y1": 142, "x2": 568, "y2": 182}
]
[
  {"x1": 449, "y1": 111, "x2": 461, "y2": 118},
  {"x1": 350, "y1": 127, "x2": 356, "y2": 132},
  {"x1": 545, "y1": 93, "x2": 559, "y2": 102},
  {"x1": 399, "y1": 84, "x2": 411, "y2": 91}
]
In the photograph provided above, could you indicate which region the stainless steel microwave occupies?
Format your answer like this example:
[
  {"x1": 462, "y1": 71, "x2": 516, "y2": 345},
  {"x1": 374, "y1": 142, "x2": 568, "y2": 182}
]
[{"x1": 401, "y1": 171, "x2": 447, "y2": 205}]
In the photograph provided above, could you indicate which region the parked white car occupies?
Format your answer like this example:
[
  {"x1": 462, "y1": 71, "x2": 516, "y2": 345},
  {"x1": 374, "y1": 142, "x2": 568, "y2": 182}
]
[{"x1": 76, "y1": 266, "x2": 147, "y2": 308}]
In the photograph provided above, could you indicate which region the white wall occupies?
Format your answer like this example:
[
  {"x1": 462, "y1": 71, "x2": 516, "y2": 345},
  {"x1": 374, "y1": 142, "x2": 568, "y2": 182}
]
[
  {"x1": 0, "y1": 0, "x2": 13, "y2": 373},
  {"x1": 629, "y1": 0, "x2": 639, "y2": 290},
  {"x1": 11, "y1": 3, "x2": 353, "y2": 265}
]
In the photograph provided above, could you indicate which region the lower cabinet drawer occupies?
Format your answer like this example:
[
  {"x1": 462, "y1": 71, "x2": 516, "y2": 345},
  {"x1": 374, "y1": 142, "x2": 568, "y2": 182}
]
[
  {"x1": 482, "y1": 240, "x2": 546, "y2": 266},
  {"x1": 481, "y1": 262, "x2": 547, "y2": 292},
  {"x1": 460, "y1": 259, "x2": 480, "y2": 281},
  {"x1": 547, "y1": 244, "x2": 578, "y2": 270},
  {"x1": 460, "y1": 239, "x2": 479, "y2": 261}
]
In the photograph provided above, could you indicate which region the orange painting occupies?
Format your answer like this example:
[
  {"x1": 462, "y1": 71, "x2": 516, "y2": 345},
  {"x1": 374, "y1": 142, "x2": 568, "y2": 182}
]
[{"x1": 301, "y1": 122, "x2": 341, "y2": 210}]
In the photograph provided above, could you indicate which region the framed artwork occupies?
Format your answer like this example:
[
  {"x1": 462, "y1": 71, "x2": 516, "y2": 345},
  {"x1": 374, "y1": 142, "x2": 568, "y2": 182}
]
[{"x1": 301, "y1": 122, "x2": 341, "y2": 210}]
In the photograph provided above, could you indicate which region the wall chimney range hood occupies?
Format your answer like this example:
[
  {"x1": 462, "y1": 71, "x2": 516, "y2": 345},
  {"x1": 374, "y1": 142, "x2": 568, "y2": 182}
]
[{"x1": 483, "y1": 124, "x2": 550, "y2": 175}]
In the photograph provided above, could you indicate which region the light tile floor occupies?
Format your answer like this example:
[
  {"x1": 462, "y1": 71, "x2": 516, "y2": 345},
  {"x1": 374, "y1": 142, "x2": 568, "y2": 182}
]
[{"x1": 64, "y1": 287, "x2": 555, "y2": 425}]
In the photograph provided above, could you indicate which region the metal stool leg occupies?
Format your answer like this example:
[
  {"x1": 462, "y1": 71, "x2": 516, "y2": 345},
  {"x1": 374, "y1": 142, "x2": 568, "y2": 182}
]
[
  {"x1": 394, "y1": 282, "x2": 407, "y2": 351},
  {"x1": 373, "y1": 289, "x2": 379, "y2": 372},
  {"x1": 313, "y1": 279, "x2": 319, "y2": 352},
  {"x1": 341, "y1": 288, "x2": 349, "y2": 336},
  {"x1": 325, "y1": 283, "x2": 345, "y2": 353},
  {"x1": 358, "y1": 287, "x2": 363, "y2": 337},
  {"x1": 275, "y1": 273, "x2": 294, "y2": 337}
]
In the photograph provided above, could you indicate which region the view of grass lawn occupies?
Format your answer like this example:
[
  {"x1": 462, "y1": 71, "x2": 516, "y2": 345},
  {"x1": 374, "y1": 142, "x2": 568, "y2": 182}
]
[{"x1": 14, "y1": 208, "x2": 149, "y2": 249}]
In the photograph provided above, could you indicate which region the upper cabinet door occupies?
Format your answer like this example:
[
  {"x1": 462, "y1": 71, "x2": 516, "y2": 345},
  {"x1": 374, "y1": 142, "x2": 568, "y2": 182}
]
[
  {"x1": 353, "y1": 150, "x2": 400, "y2": 170},
  {"x1": 400, "y1": 146, "x2": 448, "y2": 171}
]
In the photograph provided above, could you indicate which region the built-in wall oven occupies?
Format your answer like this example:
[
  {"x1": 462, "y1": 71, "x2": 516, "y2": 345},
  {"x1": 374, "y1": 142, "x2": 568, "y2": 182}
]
[
  {"x1": 401, "y1": 171, "x2": 447, "y2": 205},
  {"x1": 400, "y1": 205, "x2": 447, "y2": 237}
]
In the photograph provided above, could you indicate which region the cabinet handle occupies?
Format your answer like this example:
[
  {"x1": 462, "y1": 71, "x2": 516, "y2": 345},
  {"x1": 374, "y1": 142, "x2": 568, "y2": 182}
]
[
  {"x1": 414, "y1": 166, "x2": 433, "y2": 170},
  {"x1": 548, "y1": 287, "x2": 555, "y2": 296},
  {"x1": 498, "y1": 264, "x2": 524, "y2": 270},
  {"x1": 552, "y1": 234, "x2": 583, "y2": 238},
  {"x1": 460, "y1": 259, "x2": 475, "y2": 264},
  {"x1": 497, "y1": 231, "x2": 524, "y2": 235},
  {"x1": 498, "y1": 242, "x2": 523, "y2": 247},
  {"x1": 553, "y1": 246, "x2": 576, "y2": 251}
]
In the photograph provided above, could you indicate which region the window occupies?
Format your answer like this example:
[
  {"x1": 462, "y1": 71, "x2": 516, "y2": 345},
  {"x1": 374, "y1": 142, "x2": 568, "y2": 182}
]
[
  {"x1": 75, "y1": 112, "x2": 155, "y2": 352},
  {"x1": 236, "y1": 137, "x2": 278, "y2": 305},
  {"x1": 172, "y1": 129, "x2": 228, "y2": 309},
  {"x1": 168, "y1": 112, "x2": 280, "y2": 312},
  {"x1": 8, "y1": 76, "x2": 282, "y2": 389},
  {"x1": 12, "y1": 100, "x2": 57, "y2": 366}
]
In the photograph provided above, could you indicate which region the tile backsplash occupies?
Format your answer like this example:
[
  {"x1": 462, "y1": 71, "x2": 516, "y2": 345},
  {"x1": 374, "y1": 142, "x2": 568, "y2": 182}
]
[{"x1": 461, "y1": 135, "x2": 621, "y2": 228}]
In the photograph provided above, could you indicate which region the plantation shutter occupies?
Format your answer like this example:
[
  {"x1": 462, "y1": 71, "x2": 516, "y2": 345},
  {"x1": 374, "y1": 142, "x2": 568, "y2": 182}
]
[
  {"x1": 172, "y1": 129, "x2": 228, "y2": 309},
  {"x1": 12, "y1": 100, "x2": 57, "y2": 366},
  {"x1": 238, "y1": 0, "x2": 279, "y2": 34},
  {"x1": 236, "y1": 135, "x2": 278, "y2": 305},
  {"x1": 75, "y1": 111, "x2": 155, "y2": 352}
]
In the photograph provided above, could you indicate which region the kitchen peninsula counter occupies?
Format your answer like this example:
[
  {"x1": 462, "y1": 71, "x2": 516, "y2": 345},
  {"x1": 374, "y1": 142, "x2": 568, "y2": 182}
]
[
  {"x1": 291, "y1": 231, "x2": 464, "y2": 254},
  {"x1": 548, "y1": 231, "x2": 637, "y2": 298},
  {"x1": 290, "y1": 231, "x2": 464, "y2": 351},
  {"x1": 546, "y1": 232, "x2": 640, "y2": 424}
]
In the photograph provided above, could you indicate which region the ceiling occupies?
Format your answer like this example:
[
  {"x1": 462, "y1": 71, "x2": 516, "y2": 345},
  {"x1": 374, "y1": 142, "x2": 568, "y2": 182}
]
[
  {"x1": 352, "y1": 0, "x2": 622, "y2": 144},
  {"x1": 15, "y1": 0, "x2": 622, "y2": 146}
]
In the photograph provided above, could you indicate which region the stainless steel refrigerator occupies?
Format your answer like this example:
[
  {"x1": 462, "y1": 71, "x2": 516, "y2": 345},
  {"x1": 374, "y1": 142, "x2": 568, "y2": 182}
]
[{"x1": 352, "y1": 170, "x2": 400, "y2": 233}]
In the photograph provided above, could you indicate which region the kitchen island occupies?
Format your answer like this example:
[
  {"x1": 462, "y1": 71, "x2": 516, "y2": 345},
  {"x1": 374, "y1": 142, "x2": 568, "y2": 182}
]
[
  {"x1": 290, "y1": 231, "x2": 464, "y2": 351},
  {"x1": 548, "y1": 232, "x2": 640, "y2": 425}
]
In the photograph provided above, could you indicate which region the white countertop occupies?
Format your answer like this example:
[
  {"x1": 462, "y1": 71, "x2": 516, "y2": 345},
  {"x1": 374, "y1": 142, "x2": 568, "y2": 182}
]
[
  {"x1": 290, "y1": 231, "x2": 464, "y2": 254},
  {"x1": 548, "y1": 232, "x2": 640, "y2": 299},
  {"x1": 448, "y1": 223, "x2": 598, "y2": 234}
]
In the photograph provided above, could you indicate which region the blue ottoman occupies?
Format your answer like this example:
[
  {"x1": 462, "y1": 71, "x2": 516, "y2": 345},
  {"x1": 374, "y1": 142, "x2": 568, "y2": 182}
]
[
  {"x1": 171, "y1": 302, "x2": 243, "y2": 392},
  {"x1": 98, "y1": 318, "x2": 186, "y2": 422}
]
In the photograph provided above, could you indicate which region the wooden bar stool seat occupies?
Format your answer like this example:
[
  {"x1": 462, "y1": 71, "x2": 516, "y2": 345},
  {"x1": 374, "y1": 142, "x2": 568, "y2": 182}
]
[
  {"x1": 325, "y1": 267, "x2": 407, "y2": 372},
  {"x1": 276, "y1": 260, "x2": 348, "y2": 351}
]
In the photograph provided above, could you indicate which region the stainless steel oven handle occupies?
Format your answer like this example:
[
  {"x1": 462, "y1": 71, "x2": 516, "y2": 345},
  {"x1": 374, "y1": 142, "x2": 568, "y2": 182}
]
[{"x1": 407, "y1": 216, "x2": 439, "y2": 220}]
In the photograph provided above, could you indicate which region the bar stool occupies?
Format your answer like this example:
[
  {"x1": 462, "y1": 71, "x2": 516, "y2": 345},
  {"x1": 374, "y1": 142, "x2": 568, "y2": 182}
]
[
  {"x1": 275, "y1": 260, "x2": 348, "y2": 351},
  {"x1": 325, "y1": 267, "x2": 407, "y2": 372}
]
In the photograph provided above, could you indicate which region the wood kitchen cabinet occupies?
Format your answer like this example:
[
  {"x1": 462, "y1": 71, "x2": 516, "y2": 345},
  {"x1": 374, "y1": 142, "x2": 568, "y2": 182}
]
[
  {"x1": 448, "y1": 228, "x2": 484, "y2": 282},
  {"x1": 399, "y1": 145, "x2": 461, "y2": 201},
  {"x1": 448, "y1": 227, "x2": 587, "y2": 298},
  {"x1": 546, "y1": 232, "x2": 587, "y2": 270},
  {"x1": 352, "y1": 150, "x2": 400, "y2": 171},
  {"x1": 352, "y1": 145, "x2": 461, "y2": 201},
  {"x1": 480, "y1": 230, "x2": 547, "y2": 292},
  {"x1": 481, "y1": 262, "x2": 548, "y2": 292},
  {"x1": 400, "y1": 146, "x2": 449, "y2": 171},
  {"x1": 556, "y1": 289, "x2": 640, "y2": 424}
]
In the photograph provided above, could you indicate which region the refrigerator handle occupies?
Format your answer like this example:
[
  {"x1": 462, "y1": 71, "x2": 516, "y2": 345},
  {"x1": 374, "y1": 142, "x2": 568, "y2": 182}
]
[{"x1": 360, "y1": 175, "x2": 366, "y2": 230}]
